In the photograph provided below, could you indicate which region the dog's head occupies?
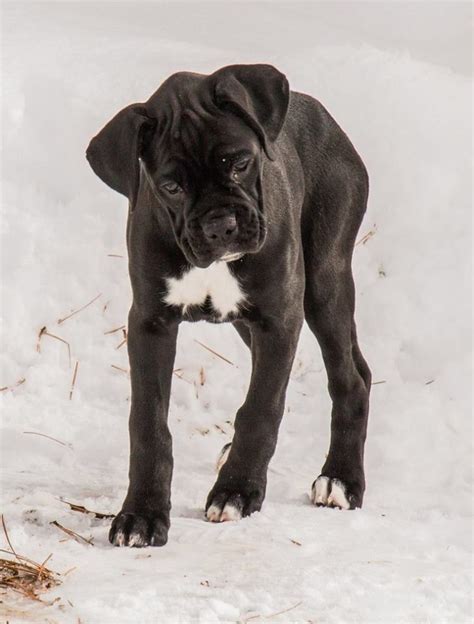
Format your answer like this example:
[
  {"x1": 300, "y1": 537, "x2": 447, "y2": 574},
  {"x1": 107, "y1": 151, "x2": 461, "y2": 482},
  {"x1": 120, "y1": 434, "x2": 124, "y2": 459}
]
[{"x1": 86, "y1": 64, "x2": 289, "y2": 268}]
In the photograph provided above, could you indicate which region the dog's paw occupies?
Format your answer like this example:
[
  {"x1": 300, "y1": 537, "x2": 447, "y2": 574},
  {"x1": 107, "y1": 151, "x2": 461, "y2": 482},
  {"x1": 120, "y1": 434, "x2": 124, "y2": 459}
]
[
  {"x1": 205, "y1": 486, "x2": 263, "y2": 523},
  {"x1": 109, "y1": 511, "x2": 169, "y2": 547},
  {"x1": 311, "y1": 475, "x2": 361, "y2": 510}
]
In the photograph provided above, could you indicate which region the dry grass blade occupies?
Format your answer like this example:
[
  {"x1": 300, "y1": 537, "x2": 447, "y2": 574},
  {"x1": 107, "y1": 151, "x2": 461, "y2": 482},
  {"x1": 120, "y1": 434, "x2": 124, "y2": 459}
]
[
  {"x1": 111, "y1": 364, "x2": 129, "y2": 375},
  {"x1": 0, "y1": 377, "x2": 26, "y2": 393},
  {"x1": 39, "y1": 552, "x2": 53, "y2": 571},
  {"x1": 199, "y1": 366, "x2": 206, "y2": 386},
  {"x1": 104, "y1": 325, "x2": 126, "y2": 335},
  {"x1": 116, "y1": 329, "x2": 127, "y2": 350},
  {"x1": 57, "y1": 293, "x2": 101, "y2": 325},
  {"x1": 60, "y1": 498, "x2": 115, "y2": 520},
  {"x1": 172, "y1": 369, "x2": 193, "y2": 385},
  {"x1": 1, "y1": 515, "x2": 60, "y2": 602},
  {"x1": 265, "y1": 600, "x2": 302, "y2": 619},
  {"x1": 36, "y1": 326, "x2": 47, "y2": 352},
  {"x1": 2, "y1": 515, "x2": 18, "y2": 558},
  {"x1": 69, "y1": 361, "x2": 79, "y2": 400},
  {"x1": 243, "y1": 600, "x2": 303, "y2": 622},
  {"x1": 356, "y1": 226, "x2": 377, "y2": 247},
  {"x1": 44, "y1": 331, "x2": 72, "y2": 367},
  {"x1": 63, "y1": 566, "x2": 77, "y2": 576},
  {"x1": 50, "y1": 521, "x2": 94, "y2": 546},
  {"x1": 194, "y1": 340, "x2": 234, "y2": 366},
  {"x1": 37, "y1": 326, "x2": 72, "y2": 367},
  {"x1": 23, "y1": 431, "x2": 71, "y2": 449}
]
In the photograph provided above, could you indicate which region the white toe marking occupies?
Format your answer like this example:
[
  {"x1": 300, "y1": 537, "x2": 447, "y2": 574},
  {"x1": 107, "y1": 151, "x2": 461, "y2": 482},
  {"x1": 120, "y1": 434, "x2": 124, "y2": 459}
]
[
  {"x1": 327, "y1": 480, "x2": 351, "y2": 510},
  {"x1": 206, "y1": 504, "x2": 222, "y2": 522},
  {"x1": 216, "y1": 444, "x2": 231, "y2": 473},
  {"x1": 164, "y1": 262, "x2": 246, "y2": 318},
  {"x1": 220, "y1": 503, "x2": 242, "y2": 522},
  {"x1": 312, "y1": 476, "x2": 330, "y2": 505},
  {"x1": 114, "y1": 530, "x2": 126, "y2": 547},
  {"x1": 128, "y1": 533, "x2": 147, "y2": 547}
]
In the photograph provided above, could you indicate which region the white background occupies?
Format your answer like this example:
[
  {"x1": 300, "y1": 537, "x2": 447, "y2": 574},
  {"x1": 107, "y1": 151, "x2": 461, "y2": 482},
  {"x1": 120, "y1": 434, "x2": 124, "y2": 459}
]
[{"x1": 1, "y1": 2, "x2": 472, "y2": 622}]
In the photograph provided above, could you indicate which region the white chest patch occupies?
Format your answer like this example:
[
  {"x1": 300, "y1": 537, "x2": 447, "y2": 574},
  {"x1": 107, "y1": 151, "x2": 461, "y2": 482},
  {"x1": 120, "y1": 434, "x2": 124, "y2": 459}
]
[{"x1": 164, "y1": 262, "x2": 246, "y2": 318}]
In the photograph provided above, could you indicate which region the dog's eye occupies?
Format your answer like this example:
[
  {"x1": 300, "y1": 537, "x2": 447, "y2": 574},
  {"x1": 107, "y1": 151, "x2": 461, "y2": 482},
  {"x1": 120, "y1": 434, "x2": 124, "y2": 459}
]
[
  {"x1": 161, "y1": 181, "x2": 183, "y2": 195},
  {"x1": 233, "y1": 159, "x2": 250, "y2": 172}
]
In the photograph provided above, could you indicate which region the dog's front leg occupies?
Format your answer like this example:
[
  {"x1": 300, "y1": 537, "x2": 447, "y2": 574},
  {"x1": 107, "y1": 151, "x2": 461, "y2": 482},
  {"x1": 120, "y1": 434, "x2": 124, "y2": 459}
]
[
  {"x1": 206, "y1": 319, "x2": 302, "y2": 522},
  {"x1": 109, "y1": 307, "x2": 179, "y2": 547}
]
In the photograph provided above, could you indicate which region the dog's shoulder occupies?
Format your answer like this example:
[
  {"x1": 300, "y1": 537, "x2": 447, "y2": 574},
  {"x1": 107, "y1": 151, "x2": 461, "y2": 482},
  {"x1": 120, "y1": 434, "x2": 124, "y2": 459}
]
[
  {"x1": 284, "y1": 91, "x2": 342, "y2": 152},
  {"x1": 284, "y1": 91, "x2": 368, "y2": 189}
]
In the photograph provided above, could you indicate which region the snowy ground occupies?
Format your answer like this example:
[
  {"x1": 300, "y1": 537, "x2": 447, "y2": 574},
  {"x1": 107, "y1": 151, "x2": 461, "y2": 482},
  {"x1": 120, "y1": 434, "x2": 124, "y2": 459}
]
[{"x1": 1, "y1": 2, "x2": 472, "y2": 623}]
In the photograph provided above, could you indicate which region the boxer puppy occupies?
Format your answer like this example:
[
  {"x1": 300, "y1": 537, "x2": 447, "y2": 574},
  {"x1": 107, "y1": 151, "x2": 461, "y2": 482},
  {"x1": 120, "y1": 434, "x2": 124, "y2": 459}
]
[{"x1": 86, "y1": 64, "x2": 371, "y2": 547}]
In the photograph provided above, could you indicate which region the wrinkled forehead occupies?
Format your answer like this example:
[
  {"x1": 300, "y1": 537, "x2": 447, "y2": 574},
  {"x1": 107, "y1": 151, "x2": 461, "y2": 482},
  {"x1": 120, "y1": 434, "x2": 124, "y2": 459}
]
[
  {"x1": 153, "y1": 109, "x2": 260, "y2": 174},
  {"x1": 145, "y1": 72, "x2": 262, "y2": 167},
  {"x1": 164, "y1": 109, "x2": 259, "y2": 164},
  {"x1": 202, "y1": 114, "x2": 261, "y2": 156}
]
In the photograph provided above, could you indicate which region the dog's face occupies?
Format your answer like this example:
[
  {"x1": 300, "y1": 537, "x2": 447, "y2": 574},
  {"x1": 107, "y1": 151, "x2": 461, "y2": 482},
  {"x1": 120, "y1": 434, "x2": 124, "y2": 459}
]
[
  {"x1": 86, "y1": 65, "x2": 289, "y2": 268},
  {"x1": 142, "y1": 113, "x2": 265, "y2": 267}
]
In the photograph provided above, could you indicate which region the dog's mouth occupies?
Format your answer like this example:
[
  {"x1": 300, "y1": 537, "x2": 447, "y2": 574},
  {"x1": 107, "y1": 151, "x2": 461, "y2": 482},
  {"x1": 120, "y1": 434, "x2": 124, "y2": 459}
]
[
  {"x1": 181, "y1": 240, "x2": 260, "y2": 268},
  {"x1": 182, "y1": 206, "x2": 266, "y2": 268},
  {"x1": 220, "y1": 251, "x2": 245, "y2": 262}
]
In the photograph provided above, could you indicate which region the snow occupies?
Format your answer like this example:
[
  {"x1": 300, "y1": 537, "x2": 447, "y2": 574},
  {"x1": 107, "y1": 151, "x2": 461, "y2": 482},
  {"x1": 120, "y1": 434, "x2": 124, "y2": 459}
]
[{"x1": 1, "y1": 2, "x2": 472, "y2": 622}]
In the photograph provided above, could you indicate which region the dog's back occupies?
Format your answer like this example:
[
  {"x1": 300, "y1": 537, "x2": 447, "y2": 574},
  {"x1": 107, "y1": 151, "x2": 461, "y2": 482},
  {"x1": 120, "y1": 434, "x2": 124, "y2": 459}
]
[{"x1": 283, "y1": 91, "x2": 369, "y2": 251}]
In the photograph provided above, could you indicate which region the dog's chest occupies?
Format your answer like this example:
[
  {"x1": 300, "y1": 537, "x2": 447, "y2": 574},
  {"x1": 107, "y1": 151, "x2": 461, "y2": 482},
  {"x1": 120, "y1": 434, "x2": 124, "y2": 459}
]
[{"x1": 164, "y1": 263, "x2": 246, "y2": 319}]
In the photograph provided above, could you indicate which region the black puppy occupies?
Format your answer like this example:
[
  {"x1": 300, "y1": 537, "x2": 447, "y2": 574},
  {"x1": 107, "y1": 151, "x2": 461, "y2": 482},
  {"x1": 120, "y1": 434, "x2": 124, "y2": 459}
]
[{"x1": 86, "y1": 64, "x2": 371, "y2": 547}]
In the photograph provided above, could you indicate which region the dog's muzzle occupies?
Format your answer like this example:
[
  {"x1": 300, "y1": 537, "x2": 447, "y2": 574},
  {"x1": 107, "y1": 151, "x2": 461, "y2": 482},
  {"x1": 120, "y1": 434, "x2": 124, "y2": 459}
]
[{"x1": 184, "y1": 204, "x2": 264, "y2": 266}]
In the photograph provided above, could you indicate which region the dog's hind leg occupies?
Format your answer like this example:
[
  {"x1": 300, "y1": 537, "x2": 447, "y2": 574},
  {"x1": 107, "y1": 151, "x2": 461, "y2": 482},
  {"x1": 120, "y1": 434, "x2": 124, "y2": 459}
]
[
  {"x1": 303, "y1": 250, "x2": 371, "y2": 509},
  {"x1": 301, "y1": 163, "x2": 371, "y2": 509}
]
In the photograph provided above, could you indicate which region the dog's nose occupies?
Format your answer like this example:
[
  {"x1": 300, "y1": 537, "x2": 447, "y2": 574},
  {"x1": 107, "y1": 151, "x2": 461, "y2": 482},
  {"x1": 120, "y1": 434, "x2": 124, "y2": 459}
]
[{"x1": 202, "y1": 214, "x2": 238, "y2": 244}]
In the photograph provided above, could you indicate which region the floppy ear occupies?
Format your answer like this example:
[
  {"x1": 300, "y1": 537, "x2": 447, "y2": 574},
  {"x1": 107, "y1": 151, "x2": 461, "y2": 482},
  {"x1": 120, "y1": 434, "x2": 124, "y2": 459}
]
[
  {"x1": 213, "y1": 64, "x2": 289, "y2": 160},
  {"x1": 86, "y1": 104, "x2": 156, "y2": 209}
]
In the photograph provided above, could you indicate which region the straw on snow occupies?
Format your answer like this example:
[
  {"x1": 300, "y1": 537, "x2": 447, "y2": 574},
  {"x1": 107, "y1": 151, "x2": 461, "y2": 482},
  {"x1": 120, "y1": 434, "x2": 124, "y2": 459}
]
[{"x1": 0, "y1": 515, "x2": 61, "y2": 602}]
